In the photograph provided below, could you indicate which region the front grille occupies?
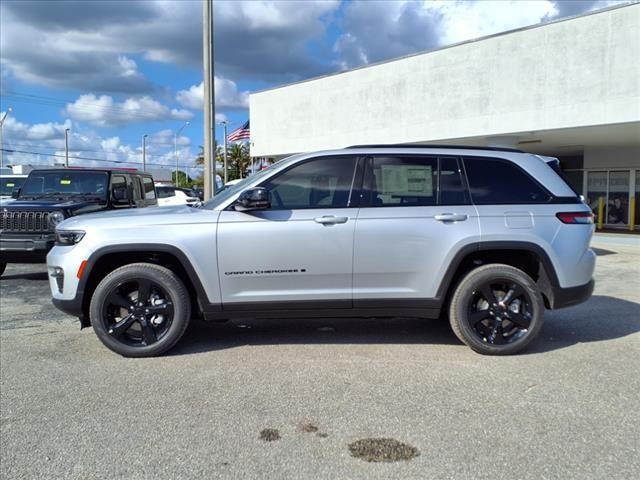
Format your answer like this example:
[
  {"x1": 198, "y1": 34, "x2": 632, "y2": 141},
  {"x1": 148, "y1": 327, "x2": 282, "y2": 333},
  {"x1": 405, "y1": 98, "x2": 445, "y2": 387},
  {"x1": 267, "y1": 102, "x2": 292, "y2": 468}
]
[{"x1": 0, "y1": 211, "x2": 51, "y2": 233}]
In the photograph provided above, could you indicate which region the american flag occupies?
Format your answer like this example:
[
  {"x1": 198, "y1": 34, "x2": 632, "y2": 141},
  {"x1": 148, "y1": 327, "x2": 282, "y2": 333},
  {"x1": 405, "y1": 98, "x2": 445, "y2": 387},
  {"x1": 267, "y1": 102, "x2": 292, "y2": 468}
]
[{"x1": 227, "y1": 120, "x2": 250, "y2": 142}]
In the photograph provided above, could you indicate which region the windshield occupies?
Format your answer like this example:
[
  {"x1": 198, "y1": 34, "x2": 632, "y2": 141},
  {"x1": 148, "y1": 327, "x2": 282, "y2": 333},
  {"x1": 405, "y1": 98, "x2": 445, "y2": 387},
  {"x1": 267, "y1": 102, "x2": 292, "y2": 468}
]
[
  {"x1": 200, "y1": 165, "x2": 278, "y2": 210},
  {"x1": 0, "y1": 176, "x2": 27, "y2": 196},
  {"x1": 19, "y1": 171, "x2": 109, "y2": 200}
]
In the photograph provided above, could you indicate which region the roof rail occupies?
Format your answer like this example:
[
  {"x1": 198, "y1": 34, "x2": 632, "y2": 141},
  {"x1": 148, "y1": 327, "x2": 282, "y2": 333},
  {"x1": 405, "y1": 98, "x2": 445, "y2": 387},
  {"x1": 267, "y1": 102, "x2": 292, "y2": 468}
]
[{"x1": 345, "y1": 144, "x2": 525, "y2": 153}]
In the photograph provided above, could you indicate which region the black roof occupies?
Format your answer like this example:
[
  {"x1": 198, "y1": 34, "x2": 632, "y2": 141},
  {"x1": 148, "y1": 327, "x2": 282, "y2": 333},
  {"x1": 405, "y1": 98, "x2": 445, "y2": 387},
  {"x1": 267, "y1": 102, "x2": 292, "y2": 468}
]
[{"x1": 345, "y1": 144, "x2": 524, "y2": 153}]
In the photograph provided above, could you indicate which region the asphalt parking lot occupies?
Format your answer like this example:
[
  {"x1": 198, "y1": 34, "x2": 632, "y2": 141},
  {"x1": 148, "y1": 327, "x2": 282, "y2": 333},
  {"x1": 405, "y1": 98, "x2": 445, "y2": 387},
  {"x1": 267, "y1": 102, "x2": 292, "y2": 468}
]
[{"x1": 1, "y1": 242, "x2": 639, "y2": 479}]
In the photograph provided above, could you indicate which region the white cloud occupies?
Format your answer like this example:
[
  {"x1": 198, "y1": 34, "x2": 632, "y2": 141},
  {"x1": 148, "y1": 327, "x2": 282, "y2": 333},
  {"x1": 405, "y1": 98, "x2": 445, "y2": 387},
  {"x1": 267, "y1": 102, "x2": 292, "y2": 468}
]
[
  {"x1": 176, "y1": 77, "x2": 250, "y2": 110},
  {"x1": 63, "y1": 94, "x2": 193, "y2": 127},
  {"x1": 3, "y1": 115, "x2": 72, "y2": 141},
  {"x1": 2, "y1": 118, "x2": 198, "y2": 171}
]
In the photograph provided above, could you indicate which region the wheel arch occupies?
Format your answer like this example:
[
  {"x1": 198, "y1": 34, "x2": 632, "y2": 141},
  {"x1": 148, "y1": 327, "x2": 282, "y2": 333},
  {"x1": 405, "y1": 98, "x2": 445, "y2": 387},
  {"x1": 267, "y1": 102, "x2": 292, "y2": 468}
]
[
  {"x1": 78, "y1": 244, "x2": 216, "y2": 328},
  {"x1": 437, "y1": 241, "x2": 561, "y2": 310}
]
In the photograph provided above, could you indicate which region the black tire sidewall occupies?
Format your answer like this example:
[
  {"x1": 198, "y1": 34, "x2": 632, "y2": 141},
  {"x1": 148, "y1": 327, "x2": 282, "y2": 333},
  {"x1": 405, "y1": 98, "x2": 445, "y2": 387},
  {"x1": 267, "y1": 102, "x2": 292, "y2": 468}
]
[
  {"x1": 449, "y1": 264, "x2": 544, "y2": 355},
  {"x1": 0, "y1": 262, "x2": 6, "y2": 277},
  {"x1": 90, "y1": 263, "x2": 190, "y2": 357}
]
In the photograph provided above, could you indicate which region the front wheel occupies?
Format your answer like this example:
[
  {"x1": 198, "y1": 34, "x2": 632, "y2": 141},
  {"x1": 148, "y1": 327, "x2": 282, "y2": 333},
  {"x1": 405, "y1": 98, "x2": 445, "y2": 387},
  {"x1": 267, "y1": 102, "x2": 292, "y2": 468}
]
[
  {"x1": 448, "y1": 264, "x2": 544, "y2": 355},
  {"x1": 90, "y1": 263, "x2": 191, "y2": 357}
]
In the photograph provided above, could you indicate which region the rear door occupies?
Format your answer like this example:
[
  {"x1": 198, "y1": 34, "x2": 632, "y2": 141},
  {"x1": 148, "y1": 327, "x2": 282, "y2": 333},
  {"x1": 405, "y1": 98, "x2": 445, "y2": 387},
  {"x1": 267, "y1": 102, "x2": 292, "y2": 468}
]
[
  {"x1": 217, "y1": 155, "x2": 360, "y2": 308},
  {"x1": 353, "y1": 155, "x2": 480, "y2": 306}
]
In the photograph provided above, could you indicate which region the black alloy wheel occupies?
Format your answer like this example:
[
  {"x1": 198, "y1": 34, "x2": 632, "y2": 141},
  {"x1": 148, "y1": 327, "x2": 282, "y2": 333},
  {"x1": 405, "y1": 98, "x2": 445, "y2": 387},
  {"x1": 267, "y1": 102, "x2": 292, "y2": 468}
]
[
  {"x1": 448, "y1": 264, "x2": 544, "y2": 355},
  {"x1": 102, "y1": 278, "x2": 174, "y2": 347},
  {"x1": 90, "y1": 263, "x2": 190, "y2": 357},
  {"x1": 467, "y1": 279, "x2": 532, "y2": 345}
]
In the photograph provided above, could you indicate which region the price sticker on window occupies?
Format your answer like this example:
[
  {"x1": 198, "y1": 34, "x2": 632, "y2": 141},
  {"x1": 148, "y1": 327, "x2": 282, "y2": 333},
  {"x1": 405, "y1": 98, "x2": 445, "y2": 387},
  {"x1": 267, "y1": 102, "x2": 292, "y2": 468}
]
[
  {"x1": 6, "y1": 182, "x2": 15, "y2": 187},
  {"x1": 60, "y1": 179, "x2": 71, "y2": 185}
]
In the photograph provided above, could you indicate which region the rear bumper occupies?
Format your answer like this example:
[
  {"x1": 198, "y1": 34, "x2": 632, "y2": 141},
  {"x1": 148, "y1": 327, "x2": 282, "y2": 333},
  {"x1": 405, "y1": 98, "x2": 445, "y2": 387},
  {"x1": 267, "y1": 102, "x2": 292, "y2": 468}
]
[{"x1": 552, "y1": 279, "x2": 595, "y2": 309}]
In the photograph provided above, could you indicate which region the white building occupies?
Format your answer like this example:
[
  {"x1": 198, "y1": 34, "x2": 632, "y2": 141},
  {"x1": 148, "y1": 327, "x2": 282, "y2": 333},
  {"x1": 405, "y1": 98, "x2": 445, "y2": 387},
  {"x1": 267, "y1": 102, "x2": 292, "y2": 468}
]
[{"x1": 250, "y1": 3, "x2": 640, "y2": 230}]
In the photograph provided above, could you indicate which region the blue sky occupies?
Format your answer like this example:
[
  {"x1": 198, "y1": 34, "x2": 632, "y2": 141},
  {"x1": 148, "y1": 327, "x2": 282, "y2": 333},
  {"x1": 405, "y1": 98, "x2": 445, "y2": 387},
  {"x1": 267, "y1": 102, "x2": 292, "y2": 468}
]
[{"x1": 0, "y1": 0, "x2": 628, "y2": 177}]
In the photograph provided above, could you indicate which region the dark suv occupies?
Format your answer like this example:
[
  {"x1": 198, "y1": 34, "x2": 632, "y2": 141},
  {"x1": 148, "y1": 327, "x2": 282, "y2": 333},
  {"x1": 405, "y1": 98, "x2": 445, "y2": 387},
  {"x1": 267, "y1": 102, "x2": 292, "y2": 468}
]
[{"x1": 0, "y1": 168, "x2": 157, "y2": 275}]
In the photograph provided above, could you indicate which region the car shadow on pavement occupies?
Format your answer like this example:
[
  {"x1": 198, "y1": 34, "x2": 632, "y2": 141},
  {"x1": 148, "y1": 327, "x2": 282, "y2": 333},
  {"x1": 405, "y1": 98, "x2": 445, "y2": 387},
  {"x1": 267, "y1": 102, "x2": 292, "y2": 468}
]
[
  {"x1": 168, "y1": 295, "x2": 639, "y2": 356},
  {"x1": 0, "y1": 271, "x2": 48, "y2": 281},
  {"x1": 526, "y1": 295, "x2": 640, "y2": 354}
]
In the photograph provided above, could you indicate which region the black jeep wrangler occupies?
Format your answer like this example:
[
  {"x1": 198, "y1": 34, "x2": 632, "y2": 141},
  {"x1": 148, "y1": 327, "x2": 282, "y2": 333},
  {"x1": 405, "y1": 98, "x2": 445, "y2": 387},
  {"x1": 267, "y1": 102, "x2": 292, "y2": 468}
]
[{"x1": 0, "y1": 168, "x2": 157, "y2": 275}]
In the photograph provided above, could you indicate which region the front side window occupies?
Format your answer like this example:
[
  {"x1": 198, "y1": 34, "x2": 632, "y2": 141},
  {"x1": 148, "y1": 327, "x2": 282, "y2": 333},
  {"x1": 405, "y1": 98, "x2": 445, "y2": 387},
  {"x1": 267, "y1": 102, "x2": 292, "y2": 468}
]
[
  {"x1": 463, "y1": 157, "x2": 551, "y2": 204},
  {"x1": 142, "y1": 177, "x2": 156, "y2": 200},
  {"x1": 261, "y1": 156, "x2": 357, "y2": 209},
  {"x1": 364, "y1": 156, "x2": 438, "y2": 207}
]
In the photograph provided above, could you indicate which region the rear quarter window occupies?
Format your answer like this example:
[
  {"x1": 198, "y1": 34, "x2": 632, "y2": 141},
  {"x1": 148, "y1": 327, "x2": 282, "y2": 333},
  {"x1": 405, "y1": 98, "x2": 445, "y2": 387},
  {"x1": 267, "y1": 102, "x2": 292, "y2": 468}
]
[{"x1": 463, "y1": 157, "x2": 551, "y2": 204}]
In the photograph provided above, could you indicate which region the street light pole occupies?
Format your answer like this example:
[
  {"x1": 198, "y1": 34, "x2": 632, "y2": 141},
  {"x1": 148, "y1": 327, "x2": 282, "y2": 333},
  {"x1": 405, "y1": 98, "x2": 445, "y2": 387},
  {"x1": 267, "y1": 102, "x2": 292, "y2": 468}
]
[
  {"x1": 142, "y1": 134, "x2": 148, "y2": 171},
  {"x1": 174, "y1": 121, "x2": 190, "y2": 187},
  {"x1": 0, "y1": 106, "x2": 13, "y2": 169},
  {"x1": 218, "y1": 120, "x2": 228, "y2": 184},
  {"x1": 64, "y1": 128, "x2": 70, "y2": 167},
  {"x1": 203, "y1": 0, "x2": 216, "y2": 199}
]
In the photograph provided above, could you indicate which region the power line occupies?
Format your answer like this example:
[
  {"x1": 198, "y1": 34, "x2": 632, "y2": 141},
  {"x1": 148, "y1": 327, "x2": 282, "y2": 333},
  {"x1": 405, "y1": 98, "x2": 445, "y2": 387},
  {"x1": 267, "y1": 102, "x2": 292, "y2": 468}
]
[
  {"x1": 1, "y1": 90, "x2": 195, "y2": 121},
  {"x1": 1, "y1": 147, "x2": 204, "y2": 170},
  {"x1": 2, "y1": 141, "x2": 179, "y2": 159}
]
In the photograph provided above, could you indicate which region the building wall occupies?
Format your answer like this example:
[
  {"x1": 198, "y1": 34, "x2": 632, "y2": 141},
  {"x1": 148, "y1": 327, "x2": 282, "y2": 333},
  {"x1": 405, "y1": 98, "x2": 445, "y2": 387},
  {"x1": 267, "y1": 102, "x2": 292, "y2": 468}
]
[
  {"x1": 584, "y1": 146, "x2": 640, "y2": 169},
  {"x1": 250, "y1": 4, "x2": 640, "y2": 157}
]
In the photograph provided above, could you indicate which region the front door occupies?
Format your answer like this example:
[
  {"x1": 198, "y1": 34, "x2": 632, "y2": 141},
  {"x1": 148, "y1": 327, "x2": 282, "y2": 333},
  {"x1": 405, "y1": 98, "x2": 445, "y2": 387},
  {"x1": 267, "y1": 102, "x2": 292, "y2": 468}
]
[
  {"x1": 353, "y1": 155, "x2": 480, "y2": 306},
  {"x1": 217, "y1": 155, "x2": 359, "y2": 309}
]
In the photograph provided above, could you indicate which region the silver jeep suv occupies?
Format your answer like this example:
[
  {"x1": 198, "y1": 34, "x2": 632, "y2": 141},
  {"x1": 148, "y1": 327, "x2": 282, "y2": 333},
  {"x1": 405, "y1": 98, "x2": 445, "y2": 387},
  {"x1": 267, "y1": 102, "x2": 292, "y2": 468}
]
[{"x1": 47, "y1": 145, "x2": 595, "y2": 357}]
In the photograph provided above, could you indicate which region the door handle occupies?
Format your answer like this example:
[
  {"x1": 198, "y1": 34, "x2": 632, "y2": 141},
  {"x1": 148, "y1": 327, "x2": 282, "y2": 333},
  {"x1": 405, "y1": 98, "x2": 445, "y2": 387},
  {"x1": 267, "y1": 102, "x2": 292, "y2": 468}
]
[
  {"x1": 314, "y1": 215, "x2": 348, "y2": 225},
  {"x1": 434, "y1": 213, "x2": 468, "y2": 222}
]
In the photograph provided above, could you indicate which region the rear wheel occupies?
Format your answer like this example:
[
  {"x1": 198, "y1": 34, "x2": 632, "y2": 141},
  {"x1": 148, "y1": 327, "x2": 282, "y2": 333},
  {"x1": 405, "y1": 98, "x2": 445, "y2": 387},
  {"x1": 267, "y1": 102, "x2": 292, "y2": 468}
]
[
  {"x1": 449, "y1": 264, "x2": 544, "y2": 355},
  {"x1": 90, "y1": 263, "x2": 190, "y2": 357}
]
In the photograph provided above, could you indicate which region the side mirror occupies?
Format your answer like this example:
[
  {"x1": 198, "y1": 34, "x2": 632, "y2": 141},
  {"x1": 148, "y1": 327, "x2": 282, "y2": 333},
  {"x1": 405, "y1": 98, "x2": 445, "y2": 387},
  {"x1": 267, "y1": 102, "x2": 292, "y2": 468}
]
[
  {"x1": 11, "y1": 188, "x2": 20, "y2": 199},
  {"x1": 111, "y1": 185, "x2": 129, "y2": 205},
  {"x1": 235, "y1": 187, "x2": 270, "y2": 212}
]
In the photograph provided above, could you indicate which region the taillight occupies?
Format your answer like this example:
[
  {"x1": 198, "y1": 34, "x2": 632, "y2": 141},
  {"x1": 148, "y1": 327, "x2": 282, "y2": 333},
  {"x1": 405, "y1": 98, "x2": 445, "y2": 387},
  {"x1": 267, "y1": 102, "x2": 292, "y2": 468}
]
[{"x1": 556, "y1": 212, "x2": 594, "y2": 224}]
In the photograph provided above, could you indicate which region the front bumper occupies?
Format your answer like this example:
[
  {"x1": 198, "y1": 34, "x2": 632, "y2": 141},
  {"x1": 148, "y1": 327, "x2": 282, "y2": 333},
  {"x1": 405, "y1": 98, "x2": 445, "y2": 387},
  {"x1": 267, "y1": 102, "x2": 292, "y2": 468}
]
[
  {"x1": 552, "y1": 278, "x2": 595, "y2": 309},
  {"x1": 0, "y1": 233, "x2": 55, "y2": 263}
]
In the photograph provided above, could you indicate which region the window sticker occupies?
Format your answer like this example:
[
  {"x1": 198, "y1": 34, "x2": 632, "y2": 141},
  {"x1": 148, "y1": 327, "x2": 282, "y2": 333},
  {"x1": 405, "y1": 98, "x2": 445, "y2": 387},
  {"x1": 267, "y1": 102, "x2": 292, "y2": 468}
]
[
  {"x1": 60, "y1": 179, "x2": 71, "y2": 185},
  {"x1": 6, "y1": 183, "x2": 15, "y2": 187},
  {"x1": 380, "y1": 165, "x2": 433, "y2": 197}
]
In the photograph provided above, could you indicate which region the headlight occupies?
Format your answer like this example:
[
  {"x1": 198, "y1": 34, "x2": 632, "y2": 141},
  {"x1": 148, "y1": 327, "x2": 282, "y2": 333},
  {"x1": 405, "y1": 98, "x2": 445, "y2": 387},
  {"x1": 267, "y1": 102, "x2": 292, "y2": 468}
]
[
  {"x1": 55, "y1": 230, "x2": 85, "y2": 246},
  {"x1": 49, "y1": 211, "x2": 66, "y2": 227}
]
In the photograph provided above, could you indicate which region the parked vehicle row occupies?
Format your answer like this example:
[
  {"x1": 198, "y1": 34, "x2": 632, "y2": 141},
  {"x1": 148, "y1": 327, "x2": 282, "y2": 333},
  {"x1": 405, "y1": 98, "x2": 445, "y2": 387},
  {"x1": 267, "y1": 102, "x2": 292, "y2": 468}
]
[
  {"x1": 43, "y1": 145, "x2": 595, "y2": 357},
  {"x1": 0, "y1": 168, "x2": 156, "y2": 276}
]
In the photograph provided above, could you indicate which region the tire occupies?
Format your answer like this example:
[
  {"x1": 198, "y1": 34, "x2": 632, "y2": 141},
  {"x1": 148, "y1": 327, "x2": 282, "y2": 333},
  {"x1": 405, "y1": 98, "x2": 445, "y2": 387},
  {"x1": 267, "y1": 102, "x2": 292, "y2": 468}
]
[
  {"x1": 0, "y1": 262, "x2": 6, "y2": 277},
  {"x1": 448, "y1": 264, "x2": 544, "y2": 355},
  {"x1": 90, "y1": 262, "x2": 191, "y2": 357}
]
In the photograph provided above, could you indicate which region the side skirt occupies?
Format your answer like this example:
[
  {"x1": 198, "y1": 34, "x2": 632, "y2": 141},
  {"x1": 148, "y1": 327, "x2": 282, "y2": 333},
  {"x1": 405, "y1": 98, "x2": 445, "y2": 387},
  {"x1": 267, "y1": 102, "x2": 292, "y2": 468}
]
[{"x1": 202, "y1": 305, "x2": 442, "y2": 321}]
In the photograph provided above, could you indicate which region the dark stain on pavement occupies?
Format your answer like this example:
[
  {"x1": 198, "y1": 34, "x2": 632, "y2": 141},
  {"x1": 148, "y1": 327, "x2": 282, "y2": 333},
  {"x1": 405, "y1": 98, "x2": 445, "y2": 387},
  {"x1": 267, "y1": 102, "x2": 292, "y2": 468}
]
[
  {"x1": 259, "y1": 428, "x2": 281, "y2": 442},
  {"x1": 348, "y1": 438, "x2": 420, "y2": 462},
  {"x1": 299, "y1": 422, "x2": 319, "y2": 433}
]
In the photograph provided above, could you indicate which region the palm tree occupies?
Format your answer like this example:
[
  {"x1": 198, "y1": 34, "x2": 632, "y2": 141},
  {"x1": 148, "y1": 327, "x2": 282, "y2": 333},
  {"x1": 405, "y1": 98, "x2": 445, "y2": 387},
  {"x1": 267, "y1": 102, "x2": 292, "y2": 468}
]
[{"x1": 228, "y1": 142, "x2": 250, "y2": 179}]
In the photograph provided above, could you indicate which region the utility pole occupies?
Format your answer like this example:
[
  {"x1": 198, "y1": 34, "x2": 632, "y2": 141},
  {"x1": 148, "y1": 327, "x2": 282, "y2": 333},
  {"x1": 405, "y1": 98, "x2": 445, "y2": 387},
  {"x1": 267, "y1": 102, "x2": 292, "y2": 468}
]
[
  {"x1": 219, "y1": 120, "x2": 228, "y2": 183},
  {"x1": 64, "y1": 128, "x2": 70, "y2": 167},
  {"x1": 0, "y1": 106, "x2": 13, "y2": 169},
  {"x1": 142, "y1": 134, "x2": 148, "y2": 171},
  {"x1": 174, "y1": 121, "x2": 190, "y2": 187},
  {"x1": 203, "y1": 0, "x2": 216, "y2": 199}
]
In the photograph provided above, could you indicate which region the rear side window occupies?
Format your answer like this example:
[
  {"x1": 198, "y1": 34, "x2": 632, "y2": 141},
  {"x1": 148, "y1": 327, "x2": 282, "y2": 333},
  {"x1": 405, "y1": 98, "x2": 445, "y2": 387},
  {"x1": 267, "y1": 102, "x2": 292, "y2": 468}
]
[
  {"x1": 364, "y1": 156, "x2": 437, "y2": 206},
  {"x1": 463, "y1": 157, "x2": 551, "y2": 204},
  {"x1": 142, "y1": 177, "x2": 156, "y2": 200},
  {"x1": 362, "y1": 156, "x2": 469, "y2": 207},
  {"x1": 439, "y1": 157, "x2": 469, "y2": 205}
]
